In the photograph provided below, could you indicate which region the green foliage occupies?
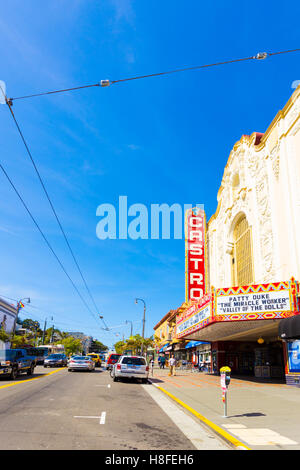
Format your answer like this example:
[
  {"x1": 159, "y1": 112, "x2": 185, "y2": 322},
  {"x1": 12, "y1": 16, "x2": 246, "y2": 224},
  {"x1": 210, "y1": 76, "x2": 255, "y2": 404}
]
[
  {"x1": 57, "y1": 336, "x2": 83, "y2": 356},
  {"x1": 114, "y1": 340, "x2": 126, "y2": 354},
  {"x1": 22, "y1": 318, "x2": 40, "y2": 331},
  {"x1": 113, "y1": 335, "x2": 154, "y2": 355},
  {"x1": 0, "y1": 327, "x2": 10, "y2": 343},
  {"x1": 91, "y1": 340, "x2": 108, "y2": 351},
  {"x1": 10, "y1": 334, "x2": 33, "y2": 348}
]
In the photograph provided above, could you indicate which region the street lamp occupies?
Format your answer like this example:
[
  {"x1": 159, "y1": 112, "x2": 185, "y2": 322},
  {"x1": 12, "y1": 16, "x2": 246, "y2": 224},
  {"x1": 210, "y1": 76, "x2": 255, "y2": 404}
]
[
  {"x1": 135, "y1": 298, "x2": 146, "y2": 356},
  {"x1": 12, "y1": 297, "x2": 30, "y2": 336}
]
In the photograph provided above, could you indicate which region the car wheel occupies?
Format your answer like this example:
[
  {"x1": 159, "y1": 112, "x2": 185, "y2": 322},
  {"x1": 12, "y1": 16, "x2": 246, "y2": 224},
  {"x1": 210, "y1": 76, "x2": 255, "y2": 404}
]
[
  {"x1": 10, "y1": 368, "x2": 18, "y2": 380},
  {"x1": 113, "y1": 375, "x2": 118, "y2": 382},
  {"x1": 27, "y1": 365, "x2": 34, "y2": 376}
]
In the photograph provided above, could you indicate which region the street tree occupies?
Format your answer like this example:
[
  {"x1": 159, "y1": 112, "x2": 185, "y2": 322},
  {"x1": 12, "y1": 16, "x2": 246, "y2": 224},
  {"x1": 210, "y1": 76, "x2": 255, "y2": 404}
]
[
  {"x1": 22, "y1": 319, "x2": 40, "y2": 331},
  {"x1": 57, "y1": 336, "x2": 83, "y2": 356}
]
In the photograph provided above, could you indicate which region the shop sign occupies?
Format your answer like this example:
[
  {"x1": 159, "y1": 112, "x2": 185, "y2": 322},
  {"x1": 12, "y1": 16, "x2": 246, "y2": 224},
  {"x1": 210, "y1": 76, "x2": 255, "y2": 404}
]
[
  {"x1": 176, "y1": 298, "x2": 212, "y2": 337},
  {"x1": 185, "y1": 207, "x2": 207, "y2": 302},
  {"x1": 287, "y1": 340, "x2": 300, "y2": 374},
  {"x1": 215, "y1": 282, "x2": 294, "y2": 321}
]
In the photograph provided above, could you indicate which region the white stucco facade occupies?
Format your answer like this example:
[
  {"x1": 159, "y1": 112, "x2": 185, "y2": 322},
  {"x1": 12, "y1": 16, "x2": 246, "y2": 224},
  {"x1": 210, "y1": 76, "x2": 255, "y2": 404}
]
[{"x1": 207, "y1": 85, "x2": 300, "y2": 289}]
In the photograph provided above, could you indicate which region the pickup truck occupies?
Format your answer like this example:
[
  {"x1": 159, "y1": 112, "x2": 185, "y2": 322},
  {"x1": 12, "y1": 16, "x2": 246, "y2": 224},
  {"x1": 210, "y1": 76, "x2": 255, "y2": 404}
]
[{"x1": 0, "y1": 348, "x2": 36, "y2": 380}]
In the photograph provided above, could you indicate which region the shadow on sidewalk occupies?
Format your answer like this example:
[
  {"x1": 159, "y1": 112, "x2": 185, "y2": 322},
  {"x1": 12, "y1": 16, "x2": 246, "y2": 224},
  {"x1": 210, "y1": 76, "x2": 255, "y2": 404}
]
[
  {"x1": 229, "y1": 375, "x2": 285, "y2": 385},
  {"x1": 149, "y1": 378, "x2": 165, "y2": 384},
  {"x1": 228, "y1": 412, "x2": 266, "y2": 418}
]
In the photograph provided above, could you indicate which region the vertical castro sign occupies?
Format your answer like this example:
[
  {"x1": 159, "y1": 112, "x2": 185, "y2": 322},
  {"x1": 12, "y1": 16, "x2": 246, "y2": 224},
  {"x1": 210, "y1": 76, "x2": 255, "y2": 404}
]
[{"x1": 185, "y1": 207, "x2": 207, "y2": 302}]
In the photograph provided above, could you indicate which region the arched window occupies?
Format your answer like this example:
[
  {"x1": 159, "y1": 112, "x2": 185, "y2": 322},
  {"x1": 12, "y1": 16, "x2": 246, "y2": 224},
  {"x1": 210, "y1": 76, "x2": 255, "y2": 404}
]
[{"x1": 232, "y1": 215, "x2": 254, "y2": 286}]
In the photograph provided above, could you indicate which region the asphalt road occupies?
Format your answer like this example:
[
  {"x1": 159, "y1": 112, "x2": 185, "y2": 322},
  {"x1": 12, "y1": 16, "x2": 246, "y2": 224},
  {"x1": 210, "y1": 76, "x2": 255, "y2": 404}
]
[{"x1": 0, "y1": 365, "x2": 229, "y2": 450}]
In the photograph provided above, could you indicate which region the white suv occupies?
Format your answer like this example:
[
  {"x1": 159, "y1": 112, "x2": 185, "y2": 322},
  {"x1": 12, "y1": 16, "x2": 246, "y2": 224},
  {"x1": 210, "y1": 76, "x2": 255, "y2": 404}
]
[{"x1": 111, "y1": 355, "x2": 149, "y2": 383}]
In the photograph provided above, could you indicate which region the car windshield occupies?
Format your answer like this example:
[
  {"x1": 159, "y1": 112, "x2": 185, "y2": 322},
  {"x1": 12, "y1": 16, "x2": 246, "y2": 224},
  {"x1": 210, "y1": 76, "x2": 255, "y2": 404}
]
[
  {"x1": 47, "y1": 354, "x2": 64, "y2": 359},
  {"x1": 0, "y1": 350, "x2": 17, "y2": 360},
  {"x1": 110, "y1": 355, "x2": 120, "y2": 360},
  {"x1": 37, "y1": 349, "x2": 48, "y2": 356},
  {"x1": 121, "y1": 357, "x2": 146, "y2": 365},
  {"x1": 72, "y1": 356, "x2": 89, "y2": 360}
]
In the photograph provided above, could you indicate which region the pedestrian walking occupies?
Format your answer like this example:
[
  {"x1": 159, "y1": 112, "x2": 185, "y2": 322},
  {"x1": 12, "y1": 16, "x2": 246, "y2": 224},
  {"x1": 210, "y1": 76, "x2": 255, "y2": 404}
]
[
  {"x1": 160, "y1": 355, "x2": 166, "y2": 369},
  {"x1": 158, "y1": 356, "x2": 162, "y2": 369},
  {"x1": 168, "y1": 355, "x2": 176, "y2": 376}
]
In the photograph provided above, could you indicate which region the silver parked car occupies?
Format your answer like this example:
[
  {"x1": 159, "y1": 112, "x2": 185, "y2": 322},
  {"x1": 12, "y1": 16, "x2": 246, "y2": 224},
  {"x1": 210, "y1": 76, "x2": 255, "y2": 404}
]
[
  {"x1": 68, "y1": 356, "x2": 95, "y2": 372},
  {"x1": 44, "y1": 353, "x2": 68, "y2": 368},
  {"x1": 111, "y1": 355, "x2": 149, "y2": 383}
]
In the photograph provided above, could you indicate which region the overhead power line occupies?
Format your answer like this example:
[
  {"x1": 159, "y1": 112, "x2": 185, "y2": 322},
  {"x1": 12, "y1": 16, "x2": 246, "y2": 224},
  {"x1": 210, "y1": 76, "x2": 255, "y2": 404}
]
[
  {"x1": 0, "y1": 86, "x2": 109, "y2": 332},
  {"x1": 8, "y1": 48, "x2": 300, "y2": 102},
  {"x1": 0, "y1": 162, "x2": 103, "y2": 330}
]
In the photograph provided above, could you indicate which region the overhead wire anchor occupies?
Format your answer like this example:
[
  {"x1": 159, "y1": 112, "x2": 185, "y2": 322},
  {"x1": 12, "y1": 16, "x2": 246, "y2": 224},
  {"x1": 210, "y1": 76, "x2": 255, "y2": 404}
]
[
  {"x1": 100, "y1": 80, "x2": 111, "y2": 87},
  {"x1": 254, "y1": 52, "x2": 268, "y2": 60}
]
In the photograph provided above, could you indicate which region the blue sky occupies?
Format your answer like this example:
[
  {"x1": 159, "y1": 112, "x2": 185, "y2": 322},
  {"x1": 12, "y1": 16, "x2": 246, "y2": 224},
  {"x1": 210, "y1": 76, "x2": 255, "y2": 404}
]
[{"x1": 0, "y1": 1, "x2": 299, "y2": 348}]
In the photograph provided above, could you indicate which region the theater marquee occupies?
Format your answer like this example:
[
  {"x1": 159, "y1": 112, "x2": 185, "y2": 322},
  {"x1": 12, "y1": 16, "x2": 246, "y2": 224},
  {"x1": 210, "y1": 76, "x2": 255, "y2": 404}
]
[
  {"x1": 215, "y1": 281, "x2": 296, "y2": 322},
  {"x1": 176, "y1": 295, "x2": 212, "y2": 338},
  {"x1": 185, "y1": 207, "x2": 207, "y2": 302},
  {"x1": 175, "y1": 280, "x2": 298, "y2": 340}
]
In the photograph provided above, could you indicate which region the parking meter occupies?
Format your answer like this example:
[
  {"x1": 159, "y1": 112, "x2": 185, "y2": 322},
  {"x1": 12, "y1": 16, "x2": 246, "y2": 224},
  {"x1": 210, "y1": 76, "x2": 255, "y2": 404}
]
[{"x1": 220, "y1": 366, "x2": 231, "y2": 417}]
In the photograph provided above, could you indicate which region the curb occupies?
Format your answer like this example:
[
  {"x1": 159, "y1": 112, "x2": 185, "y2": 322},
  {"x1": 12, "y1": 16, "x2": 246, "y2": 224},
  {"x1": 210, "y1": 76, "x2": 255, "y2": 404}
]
[{"x1": 149, "y1": 379, "x2": 251, "y2": 451}]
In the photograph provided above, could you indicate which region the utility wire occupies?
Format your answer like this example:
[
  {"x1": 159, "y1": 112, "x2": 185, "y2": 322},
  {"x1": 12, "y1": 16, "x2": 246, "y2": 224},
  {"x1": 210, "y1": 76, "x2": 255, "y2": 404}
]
[
  {"x1": 0, "y1": 86, "x2": 109, "y2": 332},
  {"x1": 2, "y1": 47, "x2": 299, "y2": 331},
  {"x1": 0, "y1": 162, "x2": 103, "y2": 330},
  {"x1": 8, "y1": 48, "x2": 300, "y2": 102}
]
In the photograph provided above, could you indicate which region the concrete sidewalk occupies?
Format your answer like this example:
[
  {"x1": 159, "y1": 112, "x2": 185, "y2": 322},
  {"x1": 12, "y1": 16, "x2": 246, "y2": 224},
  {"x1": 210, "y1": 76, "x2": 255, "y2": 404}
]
[{"x1": 148, "y1": 367, "x2": 300, "y2": 450}]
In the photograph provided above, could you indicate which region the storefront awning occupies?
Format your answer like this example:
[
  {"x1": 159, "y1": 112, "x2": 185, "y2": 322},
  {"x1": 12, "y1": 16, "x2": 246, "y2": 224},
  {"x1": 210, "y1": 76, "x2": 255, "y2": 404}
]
[
  {"x1": 184, "y1": 341, "x2": 209, "y2": 349},
  {"x1": 279, "y1": 314, "x2": 300, "y2": 340},
  {"x1": 159, "y1": 343, "x2": 170, "y2": 352}
]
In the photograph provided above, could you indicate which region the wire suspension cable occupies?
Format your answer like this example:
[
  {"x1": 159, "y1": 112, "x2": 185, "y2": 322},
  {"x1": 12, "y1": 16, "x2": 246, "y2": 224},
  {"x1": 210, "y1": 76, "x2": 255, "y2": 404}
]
[
  {"x1": 8, "y1": 48, "x2": 300, "y2": 101},
  {"x1": 0, "y1": 162, "x2": 101, "y2": 328},
  {"x1": 1, "y1": 91, "x2": 107, "y2": 330}
]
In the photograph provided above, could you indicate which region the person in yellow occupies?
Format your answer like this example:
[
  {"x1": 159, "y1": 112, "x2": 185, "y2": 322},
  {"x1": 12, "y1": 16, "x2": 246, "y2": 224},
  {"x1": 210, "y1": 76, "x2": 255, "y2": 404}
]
[{"x1": 168, "y1": 355, "x2": 176, "y2": 376}]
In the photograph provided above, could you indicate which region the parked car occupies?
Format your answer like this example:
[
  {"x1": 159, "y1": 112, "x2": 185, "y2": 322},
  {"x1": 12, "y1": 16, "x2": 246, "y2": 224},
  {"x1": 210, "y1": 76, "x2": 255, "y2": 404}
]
[
  {"x1": 86, "y1": 353, "x2": 102, "y2": 367},
  {"x1": 0, "y1": 349, "x2": 36, "y2": 380},
  {"x1": 68, "y1": 356, "x2": 95, "y2": 372},
  {"x1": 111, "y1": 356, "x2": 149, "y2": 383},
  {"x1": 44, "y1": 353, "x2": 68, "y2": 368},
  {"x1": 106, "y1": 353, "x2": 121, "y2": 370}
]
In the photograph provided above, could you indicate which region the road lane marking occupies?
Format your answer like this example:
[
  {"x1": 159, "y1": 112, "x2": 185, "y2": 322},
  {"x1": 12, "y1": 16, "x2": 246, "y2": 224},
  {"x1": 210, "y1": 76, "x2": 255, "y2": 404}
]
[
  {"x1": 142, "y1": 384, "x2": 231, "y2": 450},
  {"x1": 147, "y1": 382, "x2": 251, "y2": 450},
  {"x1": 74, "y1": 416, "x2": 101, "y2": 419},
  {"x1": 0, "y1": 368, "x2": 66, "y2": 390},
  {"x1": 74, "y1": 412, "x2": 106, "y2": 425}
]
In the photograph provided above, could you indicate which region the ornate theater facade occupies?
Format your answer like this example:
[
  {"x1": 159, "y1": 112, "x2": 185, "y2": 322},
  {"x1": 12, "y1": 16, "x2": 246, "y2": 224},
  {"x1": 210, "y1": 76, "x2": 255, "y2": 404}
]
[{"x1": 174, "y1": 85, "x2": 300, "y2": 385}]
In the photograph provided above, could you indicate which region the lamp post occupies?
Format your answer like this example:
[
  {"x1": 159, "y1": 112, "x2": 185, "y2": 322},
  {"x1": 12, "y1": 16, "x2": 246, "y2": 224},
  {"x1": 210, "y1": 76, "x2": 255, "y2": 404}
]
[
  {"x1": 135, "y1": 298, "x2": 146, "y2": 356},
  {"x1": 12, "y1": 297, "x2": 30, "y2": 336}
]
